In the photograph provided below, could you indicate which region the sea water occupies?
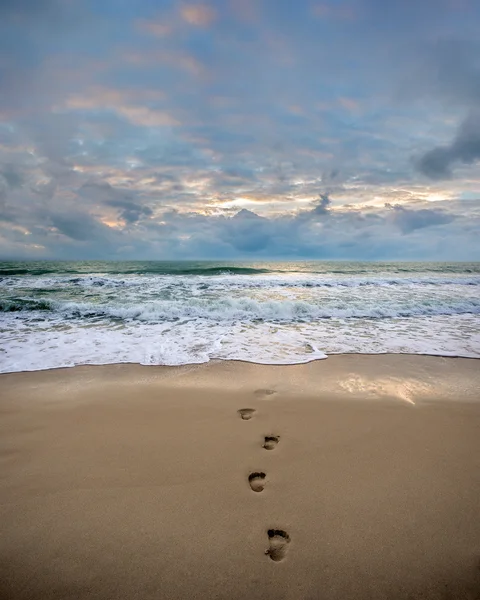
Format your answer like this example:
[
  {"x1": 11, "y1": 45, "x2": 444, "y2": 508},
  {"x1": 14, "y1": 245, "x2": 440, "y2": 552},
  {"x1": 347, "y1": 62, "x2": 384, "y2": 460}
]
[{"x1": 1, "y1": 260, "x2": 479, "y2": 372}]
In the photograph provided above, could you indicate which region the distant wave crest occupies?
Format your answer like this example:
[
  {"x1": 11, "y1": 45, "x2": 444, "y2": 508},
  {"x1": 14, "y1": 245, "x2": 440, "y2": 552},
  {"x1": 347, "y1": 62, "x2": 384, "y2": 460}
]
[{"x1": 0, "y1": 265, "x2": 272, "y2": 277}]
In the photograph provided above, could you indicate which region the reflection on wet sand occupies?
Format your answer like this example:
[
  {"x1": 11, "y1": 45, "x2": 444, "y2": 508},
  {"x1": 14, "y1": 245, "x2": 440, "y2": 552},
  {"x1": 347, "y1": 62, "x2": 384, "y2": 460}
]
[{"x1": 339, "y1": 375, "x2": 434, "y2": 405}]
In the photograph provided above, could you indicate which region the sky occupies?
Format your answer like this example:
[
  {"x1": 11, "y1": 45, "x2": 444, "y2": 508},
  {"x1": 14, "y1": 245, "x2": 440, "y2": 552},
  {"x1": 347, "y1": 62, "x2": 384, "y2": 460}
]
[{"x1": 1, "y1": 0, "x2": 480, "y2": 260}]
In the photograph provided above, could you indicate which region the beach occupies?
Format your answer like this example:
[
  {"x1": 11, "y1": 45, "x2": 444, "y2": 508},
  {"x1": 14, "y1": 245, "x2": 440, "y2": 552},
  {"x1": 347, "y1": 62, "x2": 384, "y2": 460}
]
[{"x1": 1, "y1": 355, "x2": 480, "y2": 600}]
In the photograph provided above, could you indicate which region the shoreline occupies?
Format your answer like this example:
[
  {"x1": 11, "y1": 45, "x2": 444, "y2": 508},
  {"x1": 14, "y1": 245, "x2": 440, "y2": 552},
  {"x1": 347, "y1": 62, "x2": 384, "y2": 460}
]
[
  {"x1": 1, "y1": 351, "x2": 479, "y2": 378},
  {"x1": 1, "y1": 355, "x2": 480, "y2": 599},
  {"x1": 1, "y1": 355, "x2": 479, "y2": 405}
]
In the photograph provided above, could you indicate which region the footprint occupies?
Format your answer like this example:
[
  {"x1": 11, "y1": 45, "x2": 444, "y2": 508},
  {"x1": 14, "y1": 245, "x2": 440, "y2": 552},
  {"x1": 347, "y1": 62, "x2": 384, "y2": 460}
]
[
  {"x1": 254, "y1": 389, "x2": 276, "y2": 399},
  {"x1": 248, "y1": 472, "x2": 266, "y2": 492},
  {"x1": 265, "y1": 529, "x2": 290, "y2": 562},
  {"x1": 263, "y1": 435, "x2": 280, "y2": 450},
  {"x1": 238, "y1": 408, "x2": 256, "y2": 420}
]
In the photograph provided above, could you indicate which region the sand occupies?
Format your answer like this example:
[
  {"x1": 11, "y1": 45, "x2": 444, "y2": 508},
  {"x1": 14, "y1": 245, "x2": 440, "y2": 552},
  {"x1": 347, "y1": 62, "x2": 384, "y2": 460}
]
[{"x1": 1, "y1": 355, "x2": 480, "y2": 600}]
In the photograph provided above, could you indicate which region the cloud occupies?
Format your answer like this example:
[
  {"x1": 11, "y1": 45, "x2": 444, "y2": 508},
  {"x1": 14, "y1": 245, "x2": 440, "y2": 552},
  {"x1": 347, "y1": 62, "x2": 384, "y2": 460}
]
[
  {"x1": 79, "y1": 181, "x2": 153, "y2": 224},
  {"x1": 386, "y1": 203, "x2": 455, "y2": 233},
  {"x1": 404, "y1": 39, "x2": 480, "y2": 109},
  {"x1": 1, "y1": 0, "x2": 480, "y2": 261},
  {"x1": 338, "y1": 97, "x2": 360, "y2": 112},
  {"x1": 228, "y1": 0, "x2": 257, "y2": 23},
  {"x1": 310, "y1": 193, "x2": 332, "y2": 215},
  {"x1": 50, "y1": 211, "x2": 112, "y2": 242},
  {"x1": 0, "y1": 0, "x2": 63, "y2": 20},
  {"x1": 417, "y1": 111, "x2": 480, "y2": 179},
  {"x1": 223, "y1": 209, "x2": 271, "y2": 251},
  {"x1": 64, "y1": 87, "x2": 166, "y2": 111},
  {"x1": 417, "y1": 147, "x2": 453, "y2": 179},
  {"x1": 123, "y1": 49, "x2": 207, "y2": 78},
  {"x1": 114, "y1": 106, "x2": 178, "y2": 128},
  {"x1": 180, "y1": 4, "x2": 217, "y2": 27},
  {"x1": 63, "y1": 87, "x2": 178, "y2": 128},
  {"x1": 107, "y1": 199, "x2": 154, "y2": 224},
  {"x1": 135, "y1": 18, "x2": 172, "y2": 37},
  {"x1": 0, "y1": 164, "x2": 24, "y2": 189},
  {"x1": 312, "y1": 3, "x2": 355, "y2": 20},
  {"x1": 0, "y1": 189, "x2": 478, "y2": 259}
]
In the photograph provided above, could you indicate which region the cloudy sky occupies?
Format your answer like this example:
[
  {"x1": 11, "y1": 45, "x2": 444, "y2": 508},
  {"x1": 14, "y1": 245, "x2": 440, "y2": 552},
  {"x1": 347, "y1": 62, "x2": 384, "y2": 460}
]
[{"x1": 1, "y1": 0, "x2": 480, "y2": 260}]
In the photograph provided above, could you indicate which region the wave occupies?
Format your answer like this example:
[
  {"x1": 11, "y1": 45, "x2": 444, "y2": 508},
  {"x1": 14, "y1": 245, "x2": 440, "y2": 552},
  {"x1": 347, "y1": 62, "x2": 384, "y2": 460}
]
[
  {"x1": 2, "y1": 261, "x2": 480, "y2": 279},
  {"x1": 0, "y1": 298, "x2": 52, "y2": 311},
  {"x1": 0, "y1": 269, "x2": 73, "y2": 277},
  {"x1": 163, "y1": 266, "x2": 271, "y2": 275},
  {"x1": 64, "y1": 275, "x2": 480, "y2": 288},
  {"x1": 0, "y1": 265, "x2": 272, "y2": 277},
  {"x1": 2, "y1": 274, "x2": 480, "y2": 291},
  {"x1": 3, "y1": 296, "x2": 480, "y2": 320}
]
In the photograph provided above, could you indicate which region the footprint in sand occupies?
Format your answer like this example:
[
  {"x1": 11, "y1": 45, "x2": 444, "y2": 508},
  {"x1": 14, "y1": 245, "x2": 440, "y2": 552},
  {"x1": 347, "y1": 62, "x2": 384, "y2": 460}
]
[
  {"x1": 254, "y1": 389, "x2": 276, "y2": 399},
  {"x1": 263, "y1": 435, "x2": 280, "y2": 450},
  {"x1": 265, "y1": 529, "x2": 290, "y2": 562},
  {"x1": 238, "y1": 408, "x2": 256, "y2": 420},
  {"x1": 248, "y1": 472, "x2": 266, "y2": 492}
]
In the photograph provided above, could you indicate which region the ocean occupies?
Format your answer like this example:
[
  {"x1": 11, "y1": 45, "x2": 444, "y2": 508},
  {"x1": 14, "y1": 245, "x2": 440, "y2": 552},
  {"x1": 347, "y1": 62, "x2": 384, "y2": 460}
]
[{"x1": 1, "y1": 260, "x2": 479, "y2": 373}]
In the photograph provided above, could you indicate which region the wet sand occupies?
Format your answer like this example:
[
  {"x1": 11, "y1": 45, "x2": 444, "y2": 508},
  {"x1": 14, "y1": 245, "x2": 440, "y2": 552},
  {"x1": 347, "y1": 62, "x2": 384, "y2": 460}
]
[{"x1": 1, "y1": 355, "x2": 480, "y2": 599}]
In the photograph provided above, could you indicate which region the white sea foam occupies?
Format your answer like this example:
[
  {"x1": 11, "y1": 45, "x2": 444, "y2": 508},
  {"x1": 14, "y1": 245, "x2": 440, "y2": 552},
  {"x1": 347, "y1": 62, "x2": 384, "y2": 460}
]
[
  {"x1": 3, "y1": 272, "x2": 480, "y2": 291},
  {"x1": 1, "y1": 313, "x2": 478, "y2": 373}
]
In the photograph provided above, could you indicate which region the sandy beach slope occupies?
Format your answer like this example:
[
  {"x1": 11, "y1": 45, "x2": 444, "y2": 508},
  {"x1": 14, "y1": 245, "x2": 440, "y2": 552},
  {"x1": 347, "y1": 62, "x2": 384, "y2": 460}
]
[{"x1": 1, "y1": 355, "x2": 480, "y2": 600}]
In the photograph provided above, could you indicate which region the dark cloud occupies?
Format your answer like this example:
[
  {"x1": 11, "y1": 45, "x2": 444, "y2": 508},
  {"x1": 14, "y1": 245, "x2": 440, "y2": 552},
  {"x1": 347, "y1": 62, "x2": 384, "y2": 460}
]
[
  {"x1": 223, "y1": 209, "x2": 271, "y2": 251},
  {"x1": 417, "y1": 111, "x2": 480, "y2": 179},
  {"x1": 0, "y1": 0, "x2": 61, "y2": 19},
  {"x1": 386, "y1": 203, "x2": 455, "y2": 233},
  {"x1": 0, "y1": 164, "x2": 24, "y2": 188},
  {"x1": 310, "y1": 193, "x2": 332, "y2": 216},
  {"x1": 417, "y1": 147, "x2": 453, "y2": 179},
  {"x1": 405, "y1": 37, "x2": 480, "y2": 180},
  {"x1": 31, "y1": 178, "x2": 57, "y2": 199},
  {"x1": 404, "y1": 39, "x2": 480, "y2": 109},
  {"x1": 108, "y1": 199, "x2": 153, "y2": 224},
  {"x1": 79, "y1": 181, "x2": 153, "y2": 224},
  {"x1": 50, "y1": 212, "x2": 107, "y2": 242},
  {"x1": 294, "y1": 194, "x2": 333, "y2": 224}
]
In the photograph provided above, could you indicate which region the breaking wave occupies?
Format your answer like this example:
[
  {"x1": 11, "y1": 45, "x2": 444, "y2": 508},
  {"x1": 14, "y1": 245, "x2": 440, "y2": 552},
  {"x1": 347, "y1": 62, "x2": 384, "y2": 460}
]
[{"x1": 3, "y1": 296, "x2": 480, "y2": 321}]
